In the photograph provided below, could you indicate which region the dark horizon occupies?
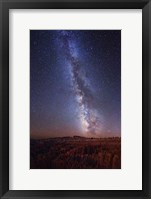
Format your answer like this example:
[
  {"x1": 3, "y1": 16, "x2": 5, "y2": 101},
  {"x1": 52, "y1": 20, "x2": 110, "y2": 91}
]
[
  {"x1": 30, "y1": 134, "x2": 121, "y2": 140},
  {"x1": 30, "y1": 30, "x2": 121, "y2": 139}
]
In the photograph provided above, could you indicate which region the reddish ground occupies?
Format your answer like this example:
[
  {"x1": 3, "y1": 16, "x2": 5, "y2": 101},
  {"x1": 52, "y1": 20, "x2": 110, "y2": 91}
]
[{"x1": 30, "y1": 136, "x2": 121, "y2": 169}]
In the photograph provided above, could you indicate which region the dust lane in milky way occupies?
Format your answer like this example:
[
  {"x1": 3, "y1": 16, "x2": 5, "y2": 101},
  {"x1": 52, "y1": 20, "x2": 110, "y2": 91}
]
[{"x1": 30, "y1": 30, "x2": 121, "y2": 138}]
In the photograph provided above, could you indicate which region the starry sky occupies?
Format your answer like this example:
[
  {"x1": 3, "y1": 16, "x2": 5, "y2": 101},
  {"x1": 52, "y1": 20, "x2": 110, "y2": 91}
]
[{"x1": 30, "y1": 30, "x2": 121, "y2": 139}]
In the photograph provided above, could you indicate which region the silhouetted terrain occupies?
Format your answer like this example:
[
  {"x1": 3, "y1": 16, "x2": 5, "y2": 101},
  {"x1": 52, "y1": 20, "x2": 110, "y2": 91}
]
[{"x1": 30, "y1": 136, "x2": 121, "y2": 169}]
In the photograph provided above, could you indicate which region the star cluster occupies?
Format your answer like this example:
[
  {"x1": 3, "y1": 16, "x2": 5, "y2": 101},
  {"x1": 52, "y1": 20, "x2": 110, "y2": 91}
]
[{"x1": 30, "y1": 30, "x2": 121, "y2": 138}]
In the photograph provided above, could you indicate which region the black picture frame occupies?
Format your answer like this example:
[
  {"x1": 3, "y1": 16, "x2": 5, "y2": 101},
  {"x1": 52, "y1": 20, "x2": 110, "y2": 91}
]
[{"x1": 0, "y1": 0, "x2": 150, "y2": 198}]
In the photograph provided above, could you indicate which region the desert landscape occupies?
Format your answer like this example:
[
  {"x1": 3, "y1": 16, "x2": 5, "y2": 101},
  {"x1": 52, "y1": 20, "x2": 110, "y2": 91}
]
[{"x1": 30, "y1": 136, "x2": 121, "y2": 169}]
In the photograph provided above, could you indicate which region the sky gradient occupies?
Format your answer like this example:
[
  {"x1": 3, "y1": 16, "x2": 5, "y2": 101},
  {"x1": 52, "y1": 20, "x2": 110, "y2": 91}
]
[{"x1": 30, "y1": 30, "x2": 121, "y2": 139}]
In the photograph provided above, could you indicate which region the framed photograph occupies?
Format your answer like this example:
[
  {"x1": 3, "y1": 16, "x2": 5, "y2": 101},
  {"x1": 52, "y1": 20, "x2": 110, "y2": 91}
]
[
  {"x1": 0, "y1": 0, "x2": 150, "y2": 198},
  {"x1": 30, "y1": 29, "x2": 121, "y2": 170}
]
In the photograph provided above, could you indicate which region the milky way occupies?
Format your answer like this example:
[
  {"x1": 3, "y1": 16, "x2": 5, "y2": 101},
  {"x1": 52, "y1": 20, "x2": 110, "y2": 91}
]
[
  {"x1": 30, "y1": 30, "x2": 121, "y2": 138},
  {"x1": 56, "y1": 30, "x2": 102, "y2": 136}
]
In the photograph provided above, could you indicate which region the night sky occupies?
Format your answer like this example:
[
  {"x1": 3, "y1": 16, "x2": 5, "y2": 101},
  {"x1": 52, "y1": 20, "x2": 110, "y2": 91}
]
[{"x1": 30, "y1": 30, "x2": 121, "y2": 139}]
